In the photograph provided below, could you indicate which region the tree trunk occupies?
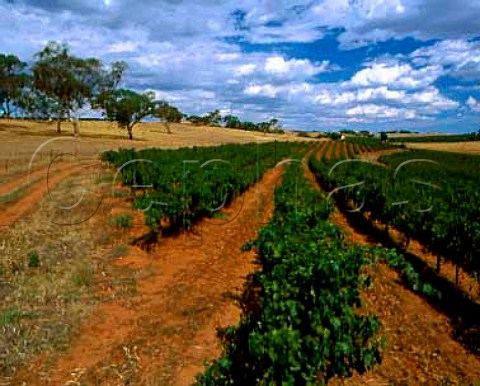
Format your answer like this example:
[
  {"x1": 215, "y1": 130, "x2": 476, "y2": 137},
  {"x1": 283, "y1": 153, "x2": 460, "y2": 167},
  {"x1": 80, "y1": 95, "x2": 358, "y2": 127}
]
[
  {"x1": 128, "y1": 126, "x2": 133, "y2": 140},
  {"x1": 57, "y1": 119, "x2": 62, "y2": 134},
  {"x1": 436, "y1": 255, "x2": 441, "y2": 273},
  {"x1": 4, "y1": 98, "x2": 11, "y2": 118},
  {"x1": 165, "y1": 122, "x2": 171, "y2": 134},
  {"x1": 73, "y1": 118, "x2": 79, "y2": 137}
]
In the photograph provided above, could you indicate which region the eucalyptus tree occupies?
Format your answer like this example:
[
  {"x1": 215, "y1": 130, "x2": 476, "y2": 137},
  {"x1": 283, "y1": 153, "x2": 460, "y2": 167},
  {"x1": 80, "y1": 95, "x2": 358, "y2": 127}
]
[
  {"x1": 101, "y1": 89, "x2": 155, "y2": 140},
  {"x1": 0, "y1": 54, "x2": 29, "y2": 118},
  {"x1": 32, "y1": 41, "x2": 125, "y2": 134},
  {"x1": 152, "y1": 100, "x2": 183, "y2": 133},
  {"x1": 222, "y1": 114, "x2": 241, "y2": 128}
]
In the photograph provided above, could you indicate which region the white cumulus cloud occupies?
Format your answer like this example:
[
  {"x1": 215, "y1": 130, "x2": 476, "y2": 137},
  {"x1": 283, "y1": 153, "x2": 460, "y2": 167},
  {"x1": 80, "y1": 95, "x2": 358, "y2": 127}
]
[
  {"x1": 346, "y1": 104, "x2": 417, "y2": 119},
  {"x1": 467, "y1": 96, "x2": 480, "y2": 112},
  {"x1": 264, "y1": 56, "x2": 329, "y2": 78},
  {"x1": 348, "y1": 62, "x2": 443, "y2": 89},
  {"x1": 411, "y1": 39, "x2": 480, "y2": 80}
]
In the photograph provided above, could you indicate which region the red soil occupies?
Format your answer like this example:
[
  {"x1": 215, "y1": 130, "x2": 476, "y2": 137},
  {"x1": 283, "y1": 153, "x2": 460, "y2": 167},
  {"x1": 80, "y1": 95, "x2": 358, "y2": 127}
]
[
  {"x1": 324, "y1": 142, "x2": 335, "y2": 160},
  {"x1": 14, "y1": 165, "x2": 284, "y2": 385},
  {"x1": 346, "y1": 142, "x2": 355, "y2": 159},
  {"x1": 0, "y1": 163, "x2": 88, "y2": 227},
  {"x1": 304, "y1": 163, "x2": 480, "y2": 385},
  {"x1": 315, "y1": 142, "x2": 328, "y2": 160}
]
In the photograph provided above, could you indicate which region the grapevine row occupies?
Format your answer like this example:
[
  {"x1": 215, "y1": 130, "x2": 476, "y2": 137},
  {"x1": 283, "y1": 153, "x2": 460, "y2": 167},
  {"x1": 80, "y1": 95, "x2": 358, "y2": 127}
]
[
  {"x1": 309, "y1": 149, "x2": 480, "y2": 280},
  {"x1": 195, "y1": 160, "x2": 382, "y2": 385},
  {"x1": 316, "y1": 138, "x2": 396, "y2": 161},
  {"x1": 102, "y1": 142, "x2": 309, "y2": 234}
]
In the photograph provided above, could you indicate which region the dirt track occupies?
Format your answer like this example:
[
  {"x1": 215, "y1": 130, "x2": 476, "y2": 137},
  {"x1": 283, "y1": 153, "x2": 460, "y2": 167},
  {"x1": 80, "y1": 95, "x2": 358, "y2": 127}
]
[{"x1": 0, "y1": 163, "x2": 92, "y2": 228}]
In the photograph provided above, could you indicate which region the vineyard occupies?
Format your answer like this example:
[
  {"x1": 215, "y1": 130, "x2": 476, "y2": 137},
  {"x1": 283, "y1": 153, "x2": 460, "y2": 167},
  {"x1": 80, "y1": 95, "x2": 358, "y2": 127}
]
[
  {"x1": 195, "y1": 161, "x2": 383, "y2": 385},
  {"x1": 99, "y1": 139, "x2": 480, "y2": 384},
  {"x1": 309, "y1": 146, "x2": 480, "y2": 282},
  {"x1": 100, "y1": 138, "x2": 397, "y2": 240},
  {"x1": 314, "y1": 138, "x2": 397, "y2": 161},
  {"x1": 102, "y1": 142, "x2": 307, "y2": 234},
  {"x1": 102, "y1": 141, "x2": 394, "y2": 384},
  {"x1": 3, "y1": 136, "x2": 478, "y2": 384}
]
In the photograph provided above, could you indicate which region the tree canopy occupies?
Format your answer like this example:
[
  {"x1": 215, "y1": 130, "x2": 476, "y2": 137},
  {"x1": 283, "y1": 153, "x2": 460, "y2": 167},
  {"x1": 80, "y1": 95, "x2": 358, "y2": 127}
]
[
  {"x1": 186, "y1": 109, "x2": 221, "y2": 126},
  {"x1": 31, "y1": 41, "x2": 125, "y2": 132},
  {"x1": 0, "y1": 54, "x2": 29, "y2": 118},
  {"x1": 152, "y1": 100, "x2": 184, "y2": 133},
  {"x1": 101, "y1": 88, "x2": 155, "y2": 140}
]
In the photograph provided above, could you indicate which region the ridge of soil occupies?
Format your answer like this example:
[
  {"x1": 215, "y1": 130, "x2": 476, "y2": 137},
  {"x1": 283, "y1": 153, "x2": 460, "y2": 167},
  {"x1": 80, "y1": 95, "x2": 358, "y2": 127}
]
[
  {"x1": 0, "y1": 163, "x2": 70, "y2": 196},
  {"x1": 315, "y1": 142, "x2": 328, "y2": 160},
  {"x1": 1, "y1": 163, "x2": 90, "y2": 228},
  {"x1": 324, "y1": 142, "x2": 335, "y2": 160},
  {"x1": 333, "y1": 142, "x2": 342, "y2": 159}
]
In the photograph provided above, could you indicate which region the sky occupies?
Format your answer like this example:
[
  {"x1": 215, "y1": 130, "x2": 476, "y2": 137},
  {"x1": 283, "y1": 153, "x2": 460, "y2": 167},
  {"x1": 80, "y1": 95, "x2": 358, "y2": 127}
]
[{"x1": 1, "y1": 0, "x2": 480, "y2": 132}]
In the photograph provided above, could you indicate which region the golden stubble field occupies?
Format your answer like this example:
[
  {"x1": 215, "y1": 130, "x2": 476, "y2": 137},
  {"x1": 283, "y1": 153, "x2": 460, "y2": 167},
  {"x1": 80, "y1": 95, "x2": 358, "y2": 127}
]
[
  {"x1": 0, "y1": 119, "x2": 310, "y2": 156},
  {"x1": 0, "y1": 119, "x2": 315, "y2": 179},
  {"x1": 406, "y1": 141, "x2": 480, "y2": 154}
]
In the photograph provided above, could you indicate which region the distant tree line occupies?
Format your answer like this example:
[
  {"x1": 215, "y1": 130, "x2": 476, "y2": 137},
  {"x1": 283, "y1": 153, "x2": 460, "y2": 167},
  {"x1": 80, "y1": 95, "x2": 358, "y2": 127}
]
[
  {"x1": 339, "y1": 129, "x2": 372, "y2": 136},
  {"x1": 222, "y1": 115, "x2": 284, "y2": 134},
  {"x1": 184, "y1": 110, "x2": 284, "y2": 134}
]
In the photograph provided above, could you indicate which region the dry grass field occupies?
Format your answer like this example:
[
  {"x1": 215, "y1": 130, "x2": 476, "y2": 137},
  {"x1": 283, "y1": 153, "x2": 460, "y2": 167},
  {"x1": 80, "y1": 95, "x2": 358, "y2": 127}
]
[
  {"x1": 0, "y1": 119, "x2": 308, "y2": 151},
  {"x1": 0, "y1": 119, "x2": 312, "y2": 179},
  {"x1": 406, "y1": 141, "x2": 480, "y2": 154}
]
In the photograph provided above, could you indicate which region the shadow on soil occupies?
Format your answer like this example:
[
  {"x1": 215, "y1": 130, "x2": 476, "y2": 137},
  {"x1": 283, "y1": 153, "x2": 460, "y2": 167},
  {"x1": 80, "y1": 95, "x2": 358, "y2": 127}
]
[{"x1": 313, "y1": 175, "x2": 480, "y2": 356}]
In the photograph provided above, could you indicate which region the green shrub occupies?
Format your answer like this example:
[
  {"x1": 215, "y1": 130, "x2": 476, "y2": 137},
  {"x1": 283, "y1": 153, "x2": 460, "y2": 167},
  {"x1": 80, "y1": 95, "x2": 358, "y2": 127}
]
[
  {"x1": 109, "y1": 213, "x2": 133, "y2": 229},
  {"x1": 27, "y1": 250, "x2": 40, "y2": 268},
  {"x1": 0, "y1": 306, "x2": 21, "y2": 325}
]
